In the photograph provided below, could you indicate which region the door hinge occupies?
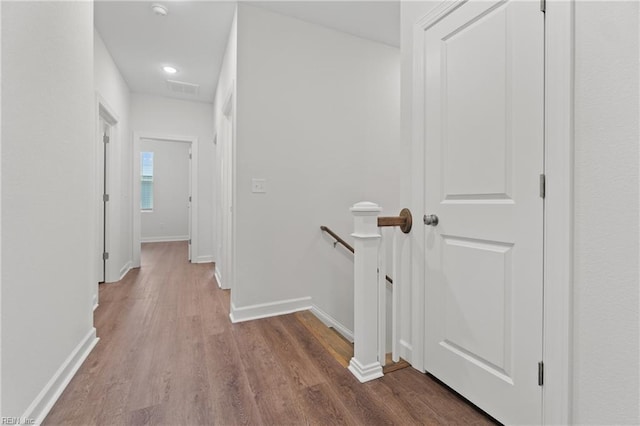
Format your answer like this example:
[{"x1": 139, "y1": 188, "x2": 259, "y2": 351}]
[
  {"x1": 103, "y1": 252, "x2": 109, "y2": 261},
  {"x1": 540, "y1": 0, "x2": 546, "y2": 13},
  {"x1": 103, "y1": 134, "x2": 109, "y2": 144},
  {"x1": 189, "y1": 195, "x2": 192, "y2": 202},
  {"x1": 538, "y1": 361, "x2": 544, "y2": 386},
  {"x1": 189, "y1": 153, "x2": 192, "y2": 159},
  {"x1": 103, "y1": 194, "x2": 109, "y2": 202},
  {"x1": 188, "y1": 239, "x2": 191, "y2": 245},
  {"x1": 540, "y1": 174, "x2": 546, "y2": 199}
]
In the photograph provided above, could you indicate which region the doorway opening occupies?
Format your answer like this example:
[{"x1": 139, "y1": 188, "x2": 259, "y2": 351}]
[
  {"x1": 96, "y1": 96, "x2": 118, "y2": 304},
  {"x1": 409, "y1": 1, "x2": 573, "y2": 424},
  {"x1": 133, "y1": 133, "x2": 198, "y2": 268},
  {"x1": 413, "y1": 1, "x2": 545, "y2": 424}
]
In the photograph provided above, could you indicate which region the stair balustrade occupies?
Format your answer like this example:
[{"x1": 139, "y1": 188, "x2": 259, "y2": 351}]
[{"x1": 320, "y1": 202, "x2": 412, "y2": 383}]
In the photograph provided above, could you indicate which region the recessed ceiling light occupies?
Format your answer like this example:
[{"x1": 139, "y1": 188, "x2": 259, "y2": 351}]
[
  {"x1": 151, "y1": 3, "x2": 168, "y2": 16},
  {"x1": 163, "y1": 66, "x2": 178, "y2": 74}
]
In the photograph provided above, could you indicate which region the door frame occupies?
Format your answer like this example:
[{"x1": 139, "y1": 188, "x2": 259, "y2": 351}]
[
  {"x1": 95, "y1": 93, "x2": 118, "y2": 299},
  {"x1": 132, "y1": 132, "x2": 199, "y2": 266},
  {"x1": 409, "y1": 1, "x2": 574, "y2": 424},
  {"x1": 215, "y1": 83, "x2": 236, "y2": 291}
]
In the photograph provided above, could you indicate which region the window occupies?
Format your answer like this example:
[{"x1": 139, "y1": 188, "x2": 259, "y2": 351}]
[{"x1": 141, "y1": 152, "x2": 154, "y2": 211}]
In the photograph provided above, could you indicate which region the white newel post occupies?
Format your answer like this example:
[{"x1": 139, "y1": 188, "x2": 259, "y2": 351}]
[{"x1": 349, "y1": 201, "x2": 384, "y2": 382}]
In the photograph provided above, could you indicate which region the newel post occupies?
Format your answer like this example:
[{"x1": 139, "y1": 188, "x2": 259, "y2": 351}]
[{"x1": 349, "y1": 201, "x2": 383, "y2": 382}]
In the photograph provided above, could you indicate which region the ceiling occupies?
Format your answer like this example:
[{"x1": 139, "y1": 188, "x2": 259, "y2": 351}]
[
  {"x1": 247, "y1": 1, "x2": 400, "y2": 48},
  {"x1": 94, "y1": 1, "x2": 400, "y2": 103}
]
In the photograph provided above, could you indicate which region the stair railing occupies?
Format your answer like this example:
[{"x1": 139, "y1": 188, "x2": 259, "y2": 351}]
[
  {"x1": 320, "y1": 225, "x2": 393, "y2": 284},
  {"x1": 321, "y1": 203, "x2": 412, "y2": 383}
]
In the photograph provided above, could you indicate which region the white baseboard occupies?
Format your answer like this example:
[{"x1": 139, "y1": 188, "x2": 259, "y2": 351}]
[
  {"x1": 214, "y1": 269, "x2": 227, "y2": 289},
  {"x1": 310, "y1": 304, "x2": 354, "y2": 342},
  {"x1": 194, "y1": 255, "x2": 214, "y2": 264},
  {"x1": 230, "y1": 296, "x2": 312, "y2": 323},
  {"x1": 140, "y1": 235, "x2": 189, "y2": 243},
  {"x1": 399, "y1": 339, "x2": 413, "y2": 364},
  {"x1": 22, "y1": 328, "x2": 99, "y2": 425},
  {"x1": 348, "y1": 358, "x2": 383, "y2": 383},
  {"x1": 118, "y1": 261, "x2": 132, "y2": 281}
]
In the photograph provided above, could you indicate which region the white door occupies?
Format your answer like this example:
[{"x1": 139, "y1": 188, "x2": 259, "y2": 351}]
[{"x1": 421, "y1": 1, "x2": 544, "y2": 423}]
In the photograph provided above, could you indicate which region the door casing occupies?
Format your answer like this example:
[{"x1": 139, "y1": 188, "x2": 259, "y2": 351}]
[
  {"x1": 96, "y1": 94, "x2": 118, "y2": 294},
  {"x1": 132, "y1": 133, "x2": 199, "y2": 267},
  {"x1": 215, "y1": 84, "x2": 236, "y2": 293}
]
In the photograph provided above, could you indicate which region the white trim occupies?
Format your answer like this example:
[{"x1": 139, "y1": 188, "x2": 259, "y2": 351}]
[
  {"x1": 214, "y1": 268, "x2": 224, "y2": 289},
  {"x1": 310, "y1": 304, "x2": 354, "y2": 343},
  {"x1": 222, "y1": 84, "x2": 234, "y2": 116},
  {"x1": 140, "y1": 235, "x2": 189, "y2": 243},
  {"x1": 542, "y1": 1, "x2": 574, "y2": 424},
  {"x1": 399, "y1": 339, "x2": 413, "y2": 363},
  {"x1": 118, "y1": 261, "x2": 132, "y2": 281},
  {"x1": 409, "y1": 8, "x2": 429, "y2": 374},
  {"x1": 21, "y1": 329, "x2": 98, "y2": 425},
  {"x1": 416, "y1": 0, "x2": 467, "y2": 31},
  {"x1": 216, "y1": 82, "x2": 236, "y2": 294},
  {"x1": 229, "y1": 297, "x2": 312, "y2": 323},
  {"x1": 133, "y1": 132, "x2": 199, "y2": 267},
  {"x1": 347, "y1": 358, "x2": 383, "y2": 383},
  {"x1": 194, "y1": 255, "x2": 214, "y2": 264},
  {"x1": 409, "y1": 1, "x2": 574, "y2": 422},
  {"x1": 95, "y1": 93, "x2": 119, "y2": 289}
]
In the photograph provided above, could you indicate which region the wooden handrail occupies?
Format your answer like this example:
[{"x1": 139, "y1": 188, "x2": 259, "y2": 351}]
[
  {"x1": 377, "y1": 208, "x2": 412, "y2": 233},
  {"x1": 320, "y1": 225, "x2": 393, "y2": 285},
  {"x1": 320, "y1": 225, "x2": 354, "y2": 253}
]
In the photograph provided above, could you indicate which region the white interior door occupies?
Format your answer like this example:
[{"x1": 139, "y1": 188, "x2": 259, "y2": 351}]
[{"x1": 421, "y1": 1, "x2": 544, "y2": 423}]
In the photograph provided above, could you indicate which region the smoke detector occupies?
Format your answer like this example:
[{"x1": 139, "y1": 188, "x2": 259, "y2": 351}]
[{"x1": 151, "y1": 3, "x2": 168, "y2": 16}]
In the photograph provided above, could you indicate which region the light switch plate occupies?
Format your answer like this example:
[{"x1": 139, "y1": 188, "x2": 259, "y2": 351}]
[{"x1": 251, "y1": 178, "x2": 266, "y2": 193}]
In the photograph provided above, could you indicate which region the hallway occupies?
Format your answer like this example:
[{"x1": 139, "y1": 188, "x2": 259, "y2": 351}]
[{"x1": 45, "y1": 242, "x2": 493, "y2": 425}]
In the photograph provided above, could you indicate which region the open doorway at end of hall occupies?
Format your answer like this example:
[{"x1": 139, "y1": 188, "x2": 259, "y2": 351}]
[{"x1": 132, "y1": 133, "x2": 198, "y2": 268}]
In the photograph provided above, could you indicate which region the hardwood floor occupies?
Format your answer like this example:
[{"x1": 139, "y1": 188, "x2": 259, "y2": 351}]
[{"x1": 44, "y1": 241, "x2": 495, "y2": 425}]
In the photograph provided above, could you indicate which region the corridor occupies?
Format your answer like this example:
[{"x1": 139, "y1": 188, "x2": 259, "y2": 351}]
[{"x1": 44, "y1": 242, "x2": 493, "y2": 425}]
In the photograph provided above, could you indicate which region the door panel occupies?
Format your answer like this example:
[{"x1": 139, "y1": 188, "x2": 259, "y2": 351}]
[
  {"x1": 443, "y1": 5, "x2": 510, "y2": 200},
  {"x1": 423, "y1": 0, "x2": 544, "y2": 423},
  {"x1": 441, "y1": 236, "x2": 513, "y2": 378}
]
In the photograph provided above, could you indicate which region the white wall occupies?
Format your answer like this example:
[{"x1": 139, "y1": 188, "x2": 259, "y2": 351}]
[
  {"x1": 573, "y1": 2, "x2": 639, "y2": 423},
  {"x1": 140, "y1": 139, "x2": 190, "y2": 242},
  {"x1": 1, "y1": 2, "x2": 97, "y2": 419},
  {"x1": 131, "y1": 93, "x2": 214, "y2": 262},
  {"x1": 94, "y1": 29, "x2": 132, "y2": 283},
  {"x1": 401, "y1": 1, "x2": 640, "y2": 423},
  {"x1": 230, "y1": 5, "x2": 401, "y2": 327}
]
